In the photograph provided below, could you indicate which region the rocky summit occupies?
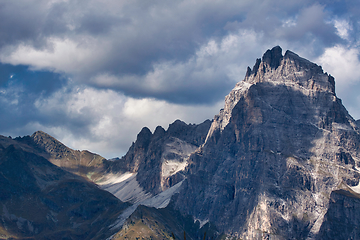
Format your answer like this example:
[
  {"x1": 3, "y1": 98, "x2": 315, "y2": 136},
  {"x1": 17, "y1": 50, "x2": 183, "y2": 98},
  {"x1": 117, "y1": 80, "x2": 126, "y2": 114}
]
[
  {"x1": 1, "y1": 46, "x2": 360, "y2": 240},
  {"x1": 102, "y1": 119, "x2": 212, "y2": 196},
  {"x1": 173, "y1": 46, "x2": 360, "y2": 239}
]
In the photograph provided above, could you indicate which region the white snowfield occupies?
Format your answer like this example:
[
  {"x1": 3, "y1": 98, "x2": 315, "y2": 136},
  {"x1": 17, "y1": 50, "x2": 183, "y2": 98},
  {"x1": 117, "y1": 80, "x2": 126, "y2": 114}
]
[
  {"x1": 141, "y1": 180, "x2": 184, "y2": 208},
  {"x1": 161, "y1": 137, "x2": 197, "y2": 189},
  {"x1": 97, "y1": 172, "x2": 152, "y2": 204},
  {"x1": 97, "y1": 171, "x2": 184, "y2": 207},
  {"x1": 99, "y1": 136, "x2": 199, "y2": 238},
  {"x1": 98, "y1": 171, "x2": 184, "y2": 235}
]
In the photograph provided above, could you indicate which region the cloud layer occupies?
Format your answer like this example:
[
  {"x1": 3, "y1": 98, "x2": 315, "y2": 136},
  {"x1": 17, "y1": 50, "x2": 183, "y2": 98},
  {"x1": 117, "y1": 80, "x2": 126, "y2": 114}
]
[{"x1": 1, "y1": 0, "x2": 360, "y2": 157}]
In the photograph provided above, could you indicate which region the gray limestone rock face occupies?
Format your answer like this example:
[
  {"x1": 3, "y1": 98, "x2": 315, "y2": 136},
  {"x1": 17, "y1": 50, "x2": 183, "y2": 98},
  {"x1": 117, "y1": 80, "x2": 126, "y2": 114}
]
[
  {"x1": 317, "y1": 188, "x2": 360, "y2": 240},
  {"x1": 104, "y1": 119, "x2": 212, "y2": 195},
  {"x1": 173, "y1": 46, "x2": 360, "y2": 239}
]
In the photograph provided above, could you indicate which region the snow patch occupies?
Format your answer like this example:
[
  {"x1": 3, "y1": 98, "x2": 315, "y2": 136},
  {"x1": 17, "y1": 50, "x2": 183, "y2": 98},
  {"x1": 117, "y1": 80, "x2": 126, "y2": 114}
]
[
  {"x1": 108, "y1": 180, "x2": 185, "y2": 232},
  {"x1": 194, "y1": 218, "x2": 209, "y2": 228},
  {"x1": 232, "y1": 81, "x2": 251, "y2": 91},
  {"x1": 161, "y1": 138, "x2": 197, "y2": 179},
  {"x1": 142, "y1": 180, "x2": 184, "y2": 209},
  {"x1": 162, "y1": 160, "x2": 188, "y2": 179},
  {"x1": 97, "y1": 172, "x2": 152, "y2": 204},
  {"x1": 160, "y1": 137, "x2": 197, "y2": 189},
  {"x1": 98, "y1": 172, "x2": 134, "y2": 185}
]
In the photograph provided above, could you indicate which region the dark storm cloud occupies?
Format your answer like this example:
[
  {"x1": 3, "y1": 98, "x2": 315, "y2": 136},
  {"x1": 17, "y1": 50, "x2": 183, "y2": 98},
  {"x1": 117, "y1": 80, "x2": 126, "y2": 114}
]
[
  {"x1": 0, "y1": 0, "x2": 255, "y2": 105},
  {"x1": 85, "y1": 1, "x2": 347, "y2": 104},
  {"x1": 279, "y1": 5, "x2": 340, "y2": 43},
  {"x1": 0, "y1": 0, "x2": 357, "y2": 104},
  {"x1": 0, "y1": 0, "x2": 355, "y2": 105},
  {"x1": 0, "y1": 1, "x2": 42, "y2": 47}
]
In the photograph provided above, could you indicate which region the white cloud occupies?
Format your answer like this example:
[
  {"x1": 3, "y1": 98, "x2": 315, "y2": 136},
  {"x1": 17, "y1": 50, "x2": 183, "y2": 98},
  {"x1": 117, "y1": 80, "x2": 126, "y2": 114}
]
[
  {"x1": 90, "y1": 29, "x2": 268, "y2": 99},
  {"x1": 0, "y1": 81, "x2": 23, "y2": 106},
  {"x1": 333, "y1": 19, "x2": 352, "y2": 40},
  {"x1": 317, "y1": 45, "x2": 360, "y2": 88},
  {"x1": 0, "y1": 37, "x2": 108, "y2": 75},
  {"x1": 316, "y1": 45, "x2": 360, "y2": 119},
  {"x1": 33, "y1": 86, "x2": 222, "y2": 158}
]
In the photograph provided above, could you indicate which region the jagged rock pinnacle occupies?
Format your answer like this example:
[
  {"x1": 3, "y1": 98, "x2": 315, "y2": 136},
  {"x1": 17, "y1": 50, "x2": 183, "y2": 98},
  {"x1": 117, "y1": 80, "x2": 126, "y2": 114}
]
[
  {"x1": 244, "y1": 46, "x2": 334, "y2": 92},
  {"x1": 262, "y1": 45, "x2": 283, "y2": 69}
]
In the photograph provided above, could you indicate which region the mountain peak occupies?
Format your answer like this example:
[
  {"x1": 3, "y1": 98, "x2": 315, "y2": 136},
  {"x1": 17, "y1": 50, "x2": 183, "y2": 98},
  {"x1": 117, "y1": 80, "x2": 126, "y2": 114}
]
[
  {"x1": 243, "y1": 46, "x2": 335, "y2": 93},
  {"x1": 262, "y1": 45, "x2": 283, "y2": 69},
  {"x1": 206, "y1": 46, "x2": 343, "y2": 141},
  {"x1": 31, "y1": 130, "x2": 70, "y2": 155},
  {"x1": 135, "y1": 127, "x2": 153, "y2": 149},
  {"x1": 32, "y1": 130, "x2": 55, "y2": 139},
  {"x1": 175, "y1": 46, "x2": 360, "y2": 240}
]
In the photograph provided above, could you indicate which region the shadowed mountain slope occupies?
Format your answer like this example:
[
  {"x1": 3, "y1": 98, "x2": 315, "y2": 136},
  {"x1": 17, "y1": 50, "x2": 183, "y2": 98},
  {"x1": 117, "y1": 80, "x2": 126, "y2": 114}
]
[
  {"x1": 111, "y1": 202, "x2": 221, "y2": 240},
  {"x1": 0, "y1": 137, "x2": 128, "y2": 240}
]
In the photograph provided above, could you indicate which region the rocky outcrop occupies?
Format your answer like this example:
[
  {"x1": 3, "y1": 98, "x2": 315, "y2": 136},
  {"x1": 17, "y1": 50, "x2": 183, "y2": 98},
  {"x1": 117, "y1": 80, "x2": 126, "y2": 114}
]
[
  {"x1": 104, "y1": 119, "x2": 212, "y2": 195},
  {"x1": 111, "y1": 202, "x2": 220, "y2": 240},
  {"x1": 317, "y1": 188, "x2": 360, "y2": 239},
  {"x1": 173, "y1": 46, "x2": 360, "y2": 239}
]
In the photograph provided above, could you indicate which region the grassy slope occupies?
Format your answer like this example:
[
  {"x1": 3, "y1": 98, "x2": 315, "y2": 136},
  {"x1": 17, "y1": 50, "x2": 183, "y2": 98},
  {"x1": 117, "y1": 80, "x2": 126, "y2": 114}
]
[{"x1": 112, "y1": 202, "x2": 223, "y2": 240}]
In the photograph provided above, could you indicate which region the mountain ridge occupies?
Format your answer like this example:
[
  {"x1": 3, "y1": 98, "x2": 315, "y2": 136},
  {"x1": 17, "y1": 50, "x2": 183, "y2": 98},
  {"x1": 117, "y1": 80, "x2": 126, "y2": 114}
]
[
  {"x1": 14, "y1": 131, "x2": 106, "y2": 181},
  {"x1": 2, "y1": 46, "x2": 360, "y2": 239},
  {"x1": 102, "y1": 119, "x2": 212, "y2": 196},
  {"x1": 0, "y1": 138, "x2": 129, "y2": 240}
]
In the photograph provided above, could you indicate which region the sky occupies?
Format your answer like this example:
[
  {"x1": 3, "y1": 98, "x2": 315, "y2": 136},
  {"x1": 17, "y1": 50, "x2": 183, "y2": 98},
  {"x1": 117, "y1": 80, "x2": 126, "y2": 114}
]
[{"x1": 0, "y1": 0, "x2": 360, "y2": 159}]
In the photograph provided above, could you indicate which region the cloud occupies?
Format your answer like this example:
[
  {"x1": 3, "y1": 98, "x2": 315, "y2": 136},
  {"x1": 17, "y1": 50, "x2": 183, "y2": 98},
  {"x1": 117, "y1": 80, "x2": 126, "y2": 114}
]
[
  {"x1": 316, "y1": 45, "x2": 360, "y2": 119},
  {"x1": 89, "y1": 30, "x2": 268, "y2": 104},
  {"x1": 276, "y1": 4, "x2": 341, "y2": 47},
  {"x1": 1, "y1": 0, "x2": 360, "y2": 157},
  {"x1": 1, "y1": 37, "x2": 106, "y2": 75},
  {"x1": 0, "y1": 62, "x2": 67, "y2": 136},
  {"x1": 333, "y1": 19, "x2": 352, "y2": 40},
  {"x1": 0, "y1": 1, "x2": 352, "y2": 103},
  {"x1": 31, "y1": 86, "x2": 222, "y2": 158}
]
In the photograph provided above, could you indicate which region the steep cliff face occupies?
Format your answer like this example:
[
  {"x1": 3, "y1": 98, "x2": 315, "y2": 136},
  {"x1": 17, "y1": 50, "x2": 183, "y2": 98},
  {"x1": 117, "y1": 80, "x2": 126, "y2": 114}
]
[
  {"x1": 317, "y1": 187, "x2": 360, "y2": 240},
  {"x1": 103, "y1": 119, "x2": 212, "y2": 196},
  {"x1": 174, "y1": 46, "x2": 360, "y2": 239}
]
